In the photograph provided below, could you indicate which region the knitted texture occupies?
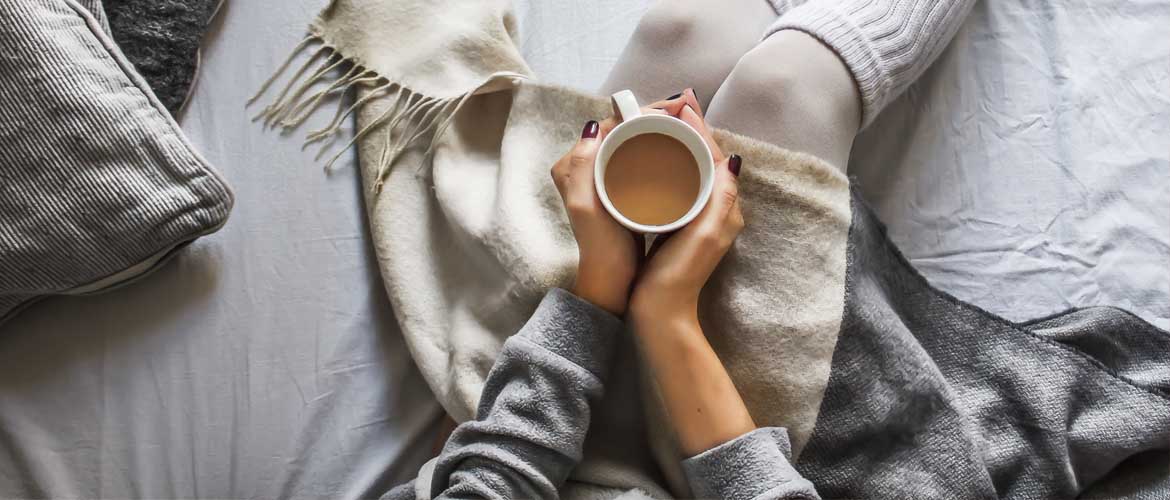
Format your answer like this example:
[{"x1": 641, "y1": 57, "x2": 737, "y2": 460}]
[
  {"x1": 682, "y1": 428, "x2": 818, "y2": 500},
  {"x1": 767, "y1": 0, "x2": 976, "y2": 127},
  {"x1": 0, "y1": 0, "x2": 232, "y2": 324},
  {"x1": 795, "y1": 190, "x2": 1170, "y2": 498}
]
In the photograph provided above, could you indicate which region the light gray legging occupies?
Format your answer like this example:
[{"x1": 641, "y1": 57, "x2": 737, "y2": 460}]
[{"x1": 601, "y1": 0, "x2": 974, "y2": 170}]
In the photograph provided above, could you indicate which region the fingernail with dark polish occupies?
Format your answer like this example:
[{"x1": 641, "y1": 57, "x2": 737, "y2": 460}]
[
  {"x1": 667, "y1": 92, "x2": 682, "y2": 100},
  {"x1": 688, "y1": 88, "x2": 700, "y2": 103},
  {"x1": 728, "y1": 154, "x2": 742, "y2": 176},
  {"x1": 581, "y1": 120, "x2": 599, "y2": 139}
]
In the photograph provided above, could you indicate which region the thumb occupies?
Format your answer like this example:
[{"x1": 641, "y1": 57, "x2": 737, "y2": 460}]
[
  {"x1": 690, "y1": 154, "x2": 742, "y2": 234},
  {"x1": 677, "y1": 105, "x2": 724, "y2": 162}
]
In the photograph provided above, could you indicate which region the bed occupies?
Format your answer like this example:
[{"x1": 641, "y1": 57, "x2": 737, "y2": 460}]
[{"x1": 0, "y1": 0, "x2": 1165, "y2": 497}]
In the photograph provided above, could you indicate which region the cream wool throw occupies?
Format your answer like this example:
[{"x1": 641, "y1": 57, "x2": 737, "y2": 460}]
[
  {"x1": 255, "y1": 1, "x2": 1170, "y2": 498},
  {"x1": 253, "y1": 0, "x2": 847, "y2": 497}
]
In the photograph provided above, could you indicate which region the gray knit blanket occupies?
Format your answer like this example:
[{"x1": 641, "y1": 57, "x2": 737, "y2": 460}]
[
  {"x1": 0, "y1": 0, "x2": 232, "y2": 323},
  {"x1": 802, "y1": 192, "x2": 1170, "y2": 498}
]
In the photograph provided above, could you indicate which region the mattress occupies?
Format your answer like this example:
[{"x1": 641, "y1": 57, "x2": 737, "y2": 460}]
[{"x1": 0, "y1": 0, "x2": 1165, "y2": 498}]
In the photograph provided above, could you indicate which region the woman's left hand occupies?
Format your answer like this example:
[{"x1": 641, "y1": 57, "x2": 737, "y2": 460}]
[{"x1": 551, "y1": 120, "x2": 640, "y2": 316}]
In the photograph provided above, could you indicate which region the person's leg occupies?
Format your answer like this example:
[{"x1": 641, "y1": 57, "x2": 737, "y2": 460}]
[
  {"x1": 604, "y1": 1, "x2": 863, "y2": 170},
  {"x1": 600, "y1": 0, "x2": 778, "y2": 109},
  {"x1": 706, "y1": 30, "x2": 861, "y2": 170}
]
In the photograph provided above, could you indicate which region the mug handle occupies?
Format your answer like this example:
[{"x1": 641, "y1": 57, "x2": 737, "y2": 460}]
[{"x1": 611, "y1": 90, "x2": 641, "y2": 122}]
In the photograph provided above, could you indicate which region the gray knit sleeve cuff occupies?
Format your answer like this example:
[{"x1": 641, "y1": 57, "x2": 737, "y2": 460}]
[
  {"x1": 682, "y1": 427, "x2": 820, "y2": 500},
  {"x1": 764, "y1": 3, "x2": 888, "y2": 128},
  {"x1": 516, "y1": 288, "x2": 624, "y2": 381}
]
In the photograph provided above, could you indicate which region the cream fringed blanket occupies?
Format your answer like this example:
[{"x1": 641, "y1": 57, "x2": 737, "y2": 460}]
[
  {"x1": 253, "y1": 1, "x2": 1170, "y2": 499},
  {"x1": 252, "y1": 1, "x2": 848, "y2": 497}
]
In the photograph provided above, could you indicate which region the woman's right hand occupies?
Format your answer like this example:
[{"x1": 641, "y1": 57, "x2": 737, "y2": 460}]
[
  {"x1": 628, "y1": 91, "x2": 744, "y2": 325},
  {"x1": 629, "y1": 152, "x2": 744, "y2": 326}
]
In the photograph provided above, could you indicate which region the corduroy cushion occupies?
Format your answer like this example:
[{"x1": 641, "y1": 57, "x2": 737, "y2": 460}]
[{"x1": 0, "y1": 0, "x2": 233, "y2": 325}]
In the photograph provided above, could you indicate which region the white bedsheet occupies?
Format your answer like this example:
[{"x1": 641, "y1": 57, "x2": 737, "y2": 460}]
[
  {"x1": 1, "y1": 0, "x2": 1166, "y2": 498},
  {"x1": 849, "y1": 0, "x2": 1170, "y2": 330}
]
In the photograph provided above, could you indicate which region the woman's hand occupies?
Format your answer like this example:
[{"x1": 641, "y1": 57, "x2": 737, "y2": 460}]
[
  {"x1": 628, "y1": 115, "x2": 743, "y2": 326},
  {"x1": 551, "y1": 121, "x2": 639, "y2": 316}
]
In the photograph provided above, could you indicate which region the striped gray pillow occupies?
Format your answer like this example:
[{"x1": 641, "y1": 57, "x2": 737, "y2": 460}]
[{"x1": 0, "y1": 0, "x2": 233, "y2": 325}]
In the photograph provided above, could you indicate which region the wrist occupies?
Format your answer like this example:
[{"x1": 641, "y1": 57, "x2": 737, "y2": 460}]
[
  {"x1": 629, "y1": 288, "x2": 700, "y2": 332},
  {"x1": 573, "y1": 257, "x2": 633, "y2": 316}
]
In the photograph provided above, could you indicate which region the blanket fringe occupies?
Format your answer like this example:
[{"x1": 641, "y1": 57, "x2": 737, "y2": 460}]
[{"x1": 249, "y1": 35, "x2": 474, "y2": 193}]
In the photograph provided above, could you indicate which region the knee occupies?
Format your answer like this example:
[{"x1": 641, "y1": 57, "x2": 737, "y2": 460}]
[
  {"x1": 720, "y1": 47, "x2": 802, "y2": 108},
  {"x1": 628, "y1": 1, "x2": 707, "y2": 53},
  {"x1": 720, "y1": 33, "x2": 861, "y2": 128}
]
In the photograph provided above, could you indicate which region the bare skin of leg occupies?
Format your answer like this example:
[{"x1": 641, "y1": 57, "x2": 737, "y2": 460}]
[
  {"x1": 600, "y1": 0, "x2": 778, "y2": 109},
  {"x1": 602, "y1": 2, "x2": 862, "y2": 171}
]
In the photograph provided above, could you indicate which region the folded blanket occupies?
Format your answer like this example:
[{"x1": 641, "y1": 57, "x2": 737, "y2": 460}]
[
  {"x1": 258, "y1": 1, "x2": 1170, "y2": 497},
  {"x1": 0, "y1": 0, "x2": 233, "y2": 325}
]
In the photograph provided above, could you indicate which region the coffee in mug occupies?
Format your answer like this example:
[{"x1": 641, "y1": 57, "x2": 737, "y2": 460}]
[
  {"x1": 603, "y1": 133, "x2": 700, "y2": 226},
  {"x1": 595, "y1": 90, "x2": 715, "y2": 233}
]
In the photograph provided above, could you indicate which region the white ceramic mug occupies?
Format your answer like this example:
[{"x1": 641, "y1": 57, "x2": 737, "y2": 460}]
[{"x1": 595, "y1": 90, "x2": 715, "y2": 234}]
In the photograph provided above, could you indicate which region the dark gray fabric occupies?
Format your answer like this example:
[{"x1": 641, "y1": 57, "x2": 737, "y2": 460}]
[
  {"x1": 797, "y1": 189, "x2": 1170, "y2": 499},
  {"x1": 0, "y1": 0, "x2": 232, "y2": 325},
  {"x1": 1023, "y1": 307, "x2": 1170, "y2": 395},
  {"x1": 100, "y1": 0, "x2": 220, "y2": 115},
  {"x1": 385, "y1": 289, "x2": 818, "y2": 500}
]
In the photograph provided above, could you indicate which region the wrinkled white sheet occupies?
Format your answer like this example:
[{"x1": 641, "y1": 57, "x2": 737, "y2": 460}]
[
  {"x1": 849, "y1": 0, "x2": 1170, "y2": 331},
  {"x1": 0, "y1": 0, "x2": 1165, "y2": 498}
]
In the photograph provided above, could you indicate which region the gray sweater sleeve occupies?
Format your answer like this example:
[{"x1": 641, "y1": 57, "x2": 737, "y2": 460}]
[
  {"x1": 386, "y1": 288, "x2": 623, "y2": 500},
  {"x1": 682, "y1": 427, "x2": 820, "y2": 500},
  {"x1": 384, "y1": 288, "x2": 820, "y2": 500}
]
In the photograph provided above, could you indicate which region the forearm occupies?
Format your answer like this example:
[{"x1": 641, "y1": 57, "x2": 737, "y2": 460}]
[
  {"x1": 573, "y1": 253, "x2": 632, "y2": 316},
  {"x1": 632, "y1": 304, "x2": 756, "y2": 457},
  {"x1": 426, "y1": 289, "x2": 621, "y2": 499},
  {"x1": 631, "y1": 298, "x2": 820, "y2": 500}
]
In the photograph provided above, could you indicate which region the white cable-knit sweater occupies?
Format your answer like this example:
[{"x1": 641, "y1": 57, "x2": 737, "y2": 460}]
[{"x1": 768, "y1": 0, "x2": 976, "y2": 126}]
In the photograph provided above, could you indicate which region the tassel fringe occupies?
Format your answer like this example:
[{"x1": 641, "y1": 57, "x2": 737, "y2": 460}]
[{"x1": 249, "y1": 35, "x2": 475, "y2": 193}]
